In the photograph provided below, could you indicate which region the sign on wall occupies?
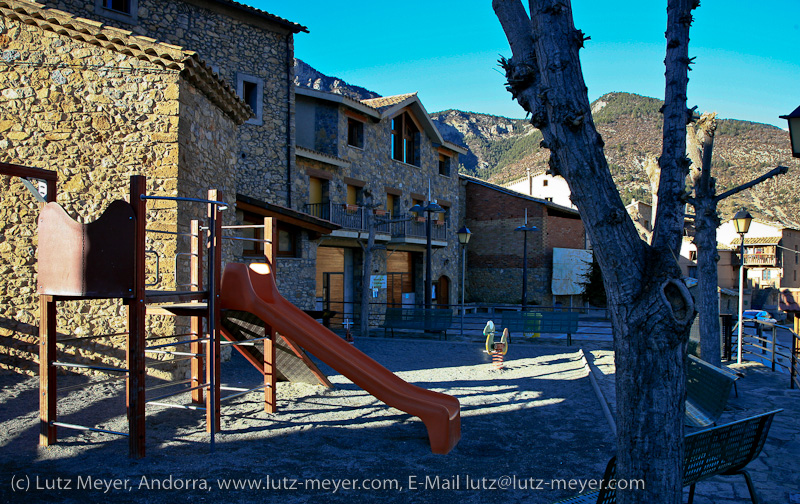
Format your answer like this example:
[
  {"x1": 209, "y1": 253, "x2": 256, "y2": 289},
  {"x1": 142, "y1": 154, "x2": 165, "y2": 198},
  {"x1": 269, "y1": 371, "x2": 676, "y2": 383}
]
[
  {"x1": 370, "y1": 275, "x2": 387, "y2": 289},
  {"x1": 552, "y1": 248, "x2": 593, "y2": 296}
]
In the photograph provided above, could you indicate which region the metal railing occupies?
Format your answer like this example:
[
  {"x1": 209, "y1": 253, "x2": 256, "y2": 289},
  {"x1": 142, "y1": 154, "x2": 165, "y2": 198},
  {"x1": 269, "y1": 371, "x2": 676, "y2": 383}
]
[
  {"x1": 729, "y1": 318, "x2": 800, "y2": 389},
  {"x1": 309, "y1": 300, "x2": 609, "y2": 335},
  {"x1": 304, "y1": 202, "x2": 447, "y2": 239}
]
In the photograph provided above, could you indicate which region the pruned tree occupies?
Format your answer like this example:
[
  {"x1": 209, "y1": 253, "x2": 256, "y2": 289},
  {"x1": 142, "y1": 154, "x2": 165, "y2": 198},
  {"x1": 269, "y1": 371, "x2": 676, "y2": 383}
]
[
  {"x1": 493, "y1": 1, "x2": 698, "y2": 502},
  {"x1": 684, "y1": 114, "x2": 786, "y2": 366}
]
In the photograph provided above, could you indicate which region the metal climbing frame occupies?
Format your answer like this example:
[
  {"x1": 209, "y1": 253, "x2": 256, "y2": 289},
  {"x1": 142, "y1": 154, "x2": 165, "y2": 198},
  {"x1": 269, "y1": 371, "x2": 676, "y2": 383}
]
[{"x1": 34, "y1": 175, "x2": 231, "y2": 458}]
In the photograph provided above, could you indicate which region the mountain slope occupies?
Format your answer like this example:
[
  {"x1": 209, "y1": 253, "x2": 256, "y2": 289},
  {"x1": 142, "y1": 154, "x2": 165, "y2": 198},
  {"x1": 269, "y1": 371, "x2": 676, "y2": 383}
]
[{"x1": 432, "y1": 93, "x2": 799, "y2": 226}]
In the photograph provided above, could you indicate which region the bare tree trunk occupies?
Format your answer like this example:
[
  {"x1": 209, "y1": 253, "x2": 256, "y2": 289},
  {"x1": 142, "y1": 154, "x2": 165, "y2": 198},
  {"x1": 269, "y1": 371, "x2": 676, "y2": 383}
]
[
  {"x1": 687, "y1": 115, "x2": 787, "y2": 367},
  {"x1": 493, "y1": 1, "x2": 697, "y2": 502},
  {"x1": 690, "y1": 117, "x2": 723, "y2": 366}
]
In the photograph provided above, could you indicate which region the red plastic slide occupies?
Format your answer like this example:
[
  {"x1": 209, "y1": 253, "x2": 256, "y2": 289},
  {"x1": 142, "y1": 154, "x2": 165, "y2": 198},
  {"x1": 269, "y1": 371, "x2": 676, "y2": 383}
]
[{"x1": 220, "y1": 262, "x2": 461, "y2": 454}]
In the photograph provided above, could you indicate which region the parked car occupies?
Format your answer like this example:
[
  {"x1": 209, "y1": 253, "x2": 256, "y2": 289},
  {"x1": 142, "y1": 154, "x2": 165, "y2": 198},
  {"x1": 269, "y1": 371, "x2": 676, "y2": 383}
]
[{"x1": 742, "y1": 310, "x2": 777, "y2": 325}]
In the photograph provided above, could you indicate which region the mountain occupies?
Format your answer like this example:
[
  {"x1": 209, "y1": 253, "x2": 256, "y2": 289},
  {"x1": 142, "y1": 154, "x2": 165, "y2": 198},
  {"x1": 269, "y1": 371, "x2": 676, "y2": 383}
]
[
  {"x1": 294, "y1": 59, "x2": 380, "y2": 101},
  {"x1": 294, "y1": 60, "x2": 800, "y2": 227},
  {"x1": 432, "y1": 93, "x2": 800, "y2": 227}
]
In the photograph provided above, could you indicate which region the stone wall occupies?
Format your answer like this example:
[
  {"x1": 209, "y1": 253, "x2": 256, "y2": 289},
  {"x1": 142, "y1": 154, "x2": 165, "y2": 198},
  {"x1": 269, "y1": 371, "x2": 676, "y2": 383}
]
[
  {"x1": 464, "y1": 180, "x2": 585, "y2": 306},
  {"x1": 41, "y1": 0, "x2": 297, "y2": 207},
  {"x1": 0, "y1": 15, "x2": 239, "y2": 376}
]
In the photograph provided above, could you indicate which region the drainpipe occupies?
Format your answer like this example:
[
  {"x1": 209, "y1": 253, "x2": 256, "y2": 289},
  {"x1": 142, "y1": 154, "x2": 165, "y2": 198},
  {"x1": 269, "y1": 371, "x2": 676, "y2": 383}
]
[{"x1": 286, "y1": 34, "x2": 293, "y2": 208}]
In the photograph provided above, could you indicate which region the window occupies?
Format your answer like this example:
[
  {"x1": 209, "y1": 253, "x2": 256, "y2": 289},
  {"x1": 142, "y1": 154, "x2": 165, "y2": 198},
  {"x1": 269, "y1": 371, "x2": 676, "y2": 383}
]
[
  {"x1": 545, "y1": 197, "x2": 553, "y2": 202},
  {"x1": 436, "y1": 205, "x2": 449, "y2": 226},
  {"x1": 689, "y1": 250, "x2": 698, "y2": 261},
  {"x1": 386, "y1": 194, "x2": 397, "y2": 218},
  {"x1": 543, "y1": 179, "x2": 549, "y2": 187},
  {"x1": 438, "y1": 154, "x2": 451, "y2": 177},
  {"x1": 391, "y1": 112, "x2": 420, "y2": 166},
  {"x1": 346, "y1": 184, "x2": 361, "y2": 206},
  {"x1": 241, "y1": 213, "x2": 300, "y2": 259},
  {"x1": 347, "y1": 118, "x2": 364, "y2": 148},
  {"x1": 95, "y1": 0, "x2": 138, "y2": 23},
  {"x1": 277, "y1": 223, "x2": 300, "y2": 258},
  {"x1": 236, "y1": 73, "x2": 264, "y2": 125},
  {"x1": 307, "y1": 177, "x2": 329, "y2": 219}
]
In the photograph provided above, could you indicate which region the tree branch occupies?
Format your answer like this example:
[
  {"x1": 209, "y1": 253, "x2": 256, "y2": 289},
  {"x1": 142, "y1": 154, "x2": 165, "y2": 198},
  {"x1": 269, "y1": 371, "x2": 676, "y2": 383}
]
[
  {"x1": 652, "y1": 0, "x2": 698, "y2": 255},
  {"x1": 714, "y1": 166, "x2": 789, "y2": 203}
]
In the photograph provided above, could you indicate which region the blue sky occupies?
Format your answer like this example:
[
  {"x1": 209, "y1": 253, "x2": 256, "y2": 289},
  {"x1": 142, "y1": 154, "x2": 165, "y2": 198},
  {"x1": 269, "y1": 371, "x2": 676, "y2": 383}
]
[{"x1": 260, "y1": 1, "x2": 799, "y2": 129}]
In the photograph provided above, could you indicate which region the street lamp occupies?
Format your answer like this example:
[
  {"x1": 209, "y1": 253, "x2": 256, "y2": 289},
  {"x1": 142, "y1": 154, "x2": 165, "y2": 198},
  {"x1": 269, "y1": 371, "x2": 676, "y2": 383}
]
[
  {"x1": 779, "y1": 105, "x2": 800, "y2": 158},
  {"x1": 457, "y1": 226, "x2": 472, "y2": 335},
  {"x1": 514, "y1": 209, "x2": 537, "y2": 308},
  {"x1": 410, "y1": 200, "x2": 443, "y2": 310},
  {"x1": 733, "y1": 209, "x2": 752, "y2": 364}
]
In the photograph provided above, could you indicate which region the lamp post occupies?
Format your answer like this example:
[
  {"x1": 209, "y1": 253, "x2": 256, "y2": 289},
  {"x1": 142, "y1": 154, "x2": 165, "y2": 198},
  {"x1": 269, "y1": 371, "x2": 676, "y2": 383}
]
[
  {"x1": 457, "y1": 226, "x2": 472, "y2": 335},
  {"x1": 779, "y1": 105, "x2": 800, "y2": 158},
  {"x1": 410, "y1": 199, "x2": 443, "y2": 310},
  {"x1": 734, "y1": 209, "x2": 752, "y2": 364},
  {"x1": 514, "y1": 209, "x2": 537, "y2": 308}
]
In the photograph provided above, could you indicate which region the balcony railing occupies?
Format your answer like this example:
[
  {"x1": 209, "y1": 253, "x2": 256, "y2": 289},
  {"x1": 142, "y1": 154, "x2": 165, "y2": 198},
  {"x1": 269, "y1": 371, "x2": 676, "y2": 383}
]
[
  {"x1": 390, "y1": 218, "x2": 448, "y2": 241},
  {"x1": 305, "y1": 202, "x2": 390, "y2": 234},
  {"x1": 743, "y1": 253, "x2": 777, "y2": 266},
  {"x1": 734, "y1": 253, "x2": 779, "y2": 267},
  {"x1": 305, "y1": 202, "x2": 448, "y2": 241}
]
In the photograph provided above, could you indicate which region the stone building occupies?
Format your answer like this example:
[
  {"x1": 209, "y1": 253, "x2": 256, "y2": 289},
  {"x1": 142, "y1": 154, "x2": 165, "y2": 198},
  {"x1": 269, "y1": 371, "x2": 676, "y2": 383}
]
[
  {"x1": 0, "y1": 0, "x2": 251, "y2": 374},
  {"x1": 462, "y1": 175, "x2": 587, "y2": 306},
  {"x1": 36, "y1": 0, "x2": 306, "y2": 208},
  {"x1": 290, "y1": 87, "x2": 467, "y2": 324}
]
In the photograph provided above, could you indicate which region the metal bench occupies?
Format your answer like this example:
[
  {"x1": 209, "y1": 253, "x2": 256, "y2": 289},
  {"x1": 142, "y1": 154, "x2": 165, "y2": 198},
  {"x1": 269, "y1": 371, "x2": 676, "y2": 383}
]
[
  {"x1": 686, "y1": 354, "x2": 739, "y2": 428},
  {"x1": 380, "y1": 307, "x2": 453, "y2": 339},
  {"x1": 501, "y1": 310, "x2": 580, "y2": 345},
  {"x1": 553, "y1": 409, "x2": 781, "y2": 503}
]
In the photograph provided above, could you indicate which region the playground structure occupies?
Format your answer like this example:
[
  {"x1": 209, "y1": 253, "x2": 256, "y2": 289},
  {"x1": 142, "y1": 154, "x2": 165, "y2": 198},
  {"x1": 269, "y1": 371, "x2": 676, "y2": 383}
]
[
  {"x1": 483, "y1": 321, "x2": 509, "y2": 370},
  {"x1": 0, "y1": 163, "x2": 461, "y2": 457}
]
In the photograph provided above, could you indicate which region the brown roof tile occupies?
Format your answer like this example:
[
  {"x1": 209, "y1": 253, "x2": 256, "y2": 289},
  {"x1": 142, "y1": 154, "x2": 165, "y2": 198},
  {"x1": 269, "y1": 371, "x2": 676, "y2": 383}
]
[
  {"x1": 0, "y1": 0, "x2": 251, "y2": 124},
  {"x1": 361, "y1": 93, "x2": 417, "y2": 112}
]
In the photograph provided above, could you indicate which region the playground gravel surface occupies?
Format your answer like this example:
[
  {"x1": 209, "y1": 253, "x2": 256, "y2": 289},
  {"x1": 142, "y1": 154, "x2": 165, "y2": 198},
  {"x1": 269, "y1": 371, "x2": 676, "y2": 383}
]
[{"x1": 0, "y1": 337, "x2": 615, "y2": 504}]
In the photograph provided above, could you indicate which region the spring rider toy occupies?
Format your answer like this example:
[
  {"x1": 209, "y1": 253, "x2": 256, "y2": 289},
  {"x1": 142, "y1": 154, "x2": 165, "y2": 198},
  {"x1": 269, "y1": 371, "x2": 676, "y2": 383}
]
[{"x1": 483, "y1": 321, "x2": 509, "y2": 370}]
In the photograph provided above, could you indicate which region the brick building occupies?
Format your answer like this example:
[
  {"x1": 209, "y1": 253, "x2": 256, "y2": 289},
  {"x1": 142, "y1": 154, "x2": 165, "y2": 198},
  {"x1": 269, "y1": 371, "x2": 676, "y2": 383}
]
[{"x1": 462, "y1": 175, "x2": 588, "y2": 306}]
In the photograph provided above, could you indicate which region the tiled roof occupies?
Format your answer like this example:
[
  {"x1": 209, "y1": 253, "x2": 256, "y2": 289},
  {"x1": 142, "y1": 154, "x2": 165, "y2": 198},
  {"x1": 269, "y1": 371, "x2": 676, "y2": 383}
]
[
  {"x1": 0, "y1": 0, "x2": 251, "y2": 124},
  {"x1": 730, "y1": 236, "x2": 781, "y2": 246},
  {"x1": 361, "y1": 93, "x2": 417, "y2": 112},
  {"x1": 208, "y1": 0, "x2": 307, "y2": 33}
]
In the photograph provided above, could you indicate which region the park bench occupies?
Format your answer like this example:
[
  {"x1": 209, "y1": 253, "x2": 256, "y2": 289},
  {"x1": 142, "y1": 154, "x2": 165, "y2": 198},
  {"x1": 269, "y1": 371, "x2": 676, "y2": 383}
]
[
  {"x1": 553, "y1": 409, "x2": 782, "y2": 504},
  {"x1": 686, "y1": 354, "x2": 740, "y2": 427},
  {"x1": 501, "y1": 310, "x2": 580, "y2": 345},
  {"x1": 380, "y1": 307, "x2": 453, "y2": 340}
]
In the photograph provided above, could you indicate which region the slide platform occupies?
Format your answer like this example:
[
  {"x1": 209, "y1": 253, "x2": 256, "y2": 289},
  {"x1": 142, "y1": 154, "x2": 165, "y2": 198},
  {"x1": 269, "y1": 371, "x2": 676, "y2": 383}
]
[{"x1": 220, "y1": 262, "x2": 461, "y2": 454}]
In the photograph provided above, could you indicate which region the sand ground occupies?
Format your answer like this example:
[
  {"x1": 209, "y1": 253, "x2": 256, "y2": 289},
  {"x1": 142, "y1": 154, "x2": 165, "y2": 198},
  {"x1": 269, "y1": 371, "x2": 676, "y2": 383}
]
[{"x1": 0, "y1": 337, "x2": 615, "y2": 504}]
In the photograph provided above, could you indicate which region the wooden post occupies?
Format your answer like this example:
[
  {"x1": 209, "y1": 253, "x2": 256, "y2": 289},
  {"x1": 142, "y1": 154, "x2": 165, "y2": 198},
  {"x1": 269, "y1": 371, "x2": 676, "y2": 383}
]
[
  {"x1": 127, "y1": 175, "x2": 147, "y2": 458},
  {"x1": 190, "y1": 219, "x2": 204, "y2": 405},
  {"x1": 262, "y1": 217, "x2": 277, "y2": 413},
  {"x1": 206, "y1": 190, "x2": 222, "y2": 433},
  {"x1": 38, "y1": 295, "x2": 57, "y2": 446}
]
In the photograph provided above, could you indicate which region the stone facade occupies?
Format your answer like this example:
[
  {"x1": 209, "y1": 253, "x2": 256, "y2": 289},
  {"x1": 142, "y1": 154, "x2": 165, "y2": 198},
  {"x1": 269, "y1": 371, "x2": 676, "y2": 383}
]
[
  {"x1": 0, "y1": 1, "x2": 245, "y2": 376},
  {"x1": 293, "y1": 88, "x2": 467, "y2": 320},
  {"x1": 39, "y1": 0, "x2": 303, "y2": 207},
  {"x1": 463, "y1": 176, "x2": 586, "y2": 306}
]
